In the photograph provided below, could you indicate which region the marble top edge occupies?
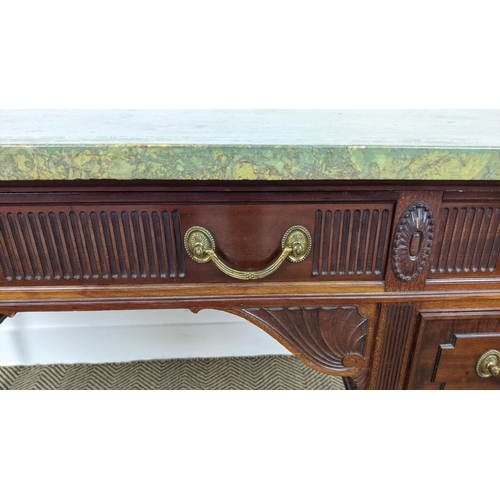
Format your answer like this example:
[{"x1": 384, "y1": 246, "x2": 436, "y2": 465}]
[
  {"x1": 2, "y1": 111, "x2": 499, "y2": 181},
  {"x1": 2, "y1": 110, "x2": 499, "y2": 148}
]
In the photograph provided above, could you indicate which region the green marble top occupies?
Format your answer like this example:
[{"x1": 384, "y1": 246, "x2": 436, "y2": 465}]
[{"x1": 1, "y1": 110, "x2": 499, "y2": 181}]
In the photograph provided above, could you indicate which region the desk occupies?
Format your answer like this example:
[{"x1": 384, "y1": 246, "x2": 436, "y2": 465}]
[{"x1": 1, "y1": 110, "x2": 500, "y2": 389}]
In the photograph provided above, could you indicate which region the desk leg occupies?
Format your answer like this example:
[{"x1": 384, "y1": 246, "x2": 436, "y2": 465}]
[
  {"x1": 0, "y1": 314, "x2": 8, "y2": 362},
  {"x1": 343, "y1": 377, "x2": 357, "y2": 390}
]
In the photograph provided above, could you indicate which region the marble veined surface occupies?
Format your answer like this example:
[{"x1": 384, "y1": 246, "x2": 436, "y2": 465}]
[{"x1": 0, "y1": 110, "x2": 499, "y2": 181}]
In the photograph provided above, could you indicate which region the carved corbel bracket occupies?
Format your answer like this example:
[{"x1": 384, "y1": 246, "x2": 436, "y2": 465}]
[{"x1": 230, "y1": 306, "x2": 370, "y2": 389}]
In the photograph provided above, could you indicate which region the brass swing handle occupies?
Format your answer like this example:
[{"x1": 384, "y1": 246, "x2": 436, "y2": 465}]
[
  {"x1": 476, "y1": 350, "x2": 500, "y2": 378},
  {"x1": 184, "y1": 225, "x2": 311, "y2": 280}
]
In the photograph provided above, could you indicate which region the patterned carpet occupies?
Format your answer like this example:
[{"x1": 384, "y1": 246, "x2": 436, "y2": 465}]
[{"x1": 0, "y1": 355, "x2": 345, "y2": 390}]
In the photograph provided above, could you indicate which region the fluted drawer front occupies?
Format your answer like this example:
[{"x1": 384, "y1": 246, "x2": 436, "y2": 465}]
[
  {"x1": 0, "y1": 202, "x2": 396, "y2": 285},
  {"x1": 312, "y1": 207, "x2": 392, "y2": 278},
  {"x1": 429, "y1": 203, "x2": 500, "y2": 278},
  {"x1": 180, "y1": 202, "x2": 394, "y2": 283},
  {"x1": 0, "y1": 207, "x2": 185, "y2": 284},
  {"x1": 0, "y1": 180, "x2": 401, "y2": 286}
]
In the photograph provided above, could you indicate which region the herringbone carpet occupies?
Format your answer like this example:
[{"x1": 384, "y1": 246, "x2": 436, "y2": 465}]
[{"x1": 0, "y1": 355, "x2": 345, "y2": 390}]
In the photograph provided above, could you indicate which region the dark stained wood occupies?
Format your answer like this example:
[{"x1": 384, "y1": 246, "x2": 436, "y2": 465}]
[
  {"x1": 432, "y1": 334, "x2": 500, "y2": 389},
  {"x1": 408, "y1": 311, "x2": 500, "y2": 389},
  {"x1": 2, "y1": 179, "x2": 500, "y2": 193},
  {"x1": 0, "y1": 207, "x2": 184, "y2": 285},
  {"x1": 312, "y1": 206, "x2": 392, "y2": 278},
  {"x1": 5, "y1": 285, "x2": 500, "y2": 310},
  {"x1": 0, "y1": 183, "x2": 401, "y2": 285},
  {"x1": 312, "y1": 210, "x2": 322, "y2": 275},
  {"x1": 234, "y1": 306, "x2": 370, "y2": 385},
  {"x1": 1, "y1": 179, "x2": 500, "y2": 388},
  {"x1": 392, "y1": 203, "x2": 434, "y2": 282},
  {"x1": 385, "y1": 190, "x2": 443, "y2": 292},
  {"x1": 373, "y1": 304, "x2": 416, "y2": 390},
  {"x1": 342, "y1": 377, "x2": 357, "y2": 390},
  {"x1": 429, "y1": 204, "x2": 500, "y2": 278}
]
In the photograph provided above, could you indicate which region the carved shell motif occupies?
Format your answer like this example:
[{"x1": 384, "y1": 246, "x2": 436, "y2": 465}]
[
  {"x1": 392, "y1": 202, "x2": 434, "y2": 281},
  {"x1": 240, "y1": 306, "x2": 368, "y2": 374}
]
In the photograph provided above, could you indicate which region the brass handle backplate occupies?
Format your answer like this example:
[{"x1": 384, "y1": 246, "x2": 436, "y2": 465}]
[
  {"x1": 184, "y1": 225, "x2": 311, "y2": 280},
  {"x1": 476, "y1": 349, "x2": 500, "y2": 378}
]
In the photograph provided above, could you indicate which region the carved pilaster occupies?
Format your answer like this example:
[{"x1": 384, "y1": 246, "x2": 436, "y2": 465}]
[
  {"x1": 372, "y1": 304, "x2": 416, "y2": 389},
  {"x1": 233, "y1": 306, "x2": 370, "y2": 388},
  {"x1": 386, "y1": 191, "x2": 442, "y2": 292}
]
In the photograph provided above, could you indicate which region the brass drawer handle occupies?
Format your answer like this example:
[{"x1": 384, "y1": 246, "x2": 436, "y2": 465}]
[
  {"x1": 476, "y1": 350, "x2": 500, "y2": 378},
  {"x1": 184, "y1": 225, "x2": 311, "y2": 280}
]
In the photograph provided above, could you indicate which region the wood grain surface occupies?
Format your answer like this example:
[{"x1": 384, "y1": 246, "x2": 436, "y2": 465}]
[{"x1": 1, "y1": 178, "x2": 500, "y2": 388}]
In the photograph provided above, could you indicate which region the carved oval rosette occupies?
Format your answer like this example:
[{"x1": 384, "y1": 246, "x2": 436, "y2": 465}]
[{"x1": 392, "y1": 202, "x2": 434, "y2": 281}]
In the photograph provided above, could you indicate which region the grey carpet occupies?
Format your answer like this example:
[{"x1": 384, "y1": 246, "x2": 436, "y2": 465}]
[{"x1": 0, "y1": 355, "x2": 345, "y2": 390}]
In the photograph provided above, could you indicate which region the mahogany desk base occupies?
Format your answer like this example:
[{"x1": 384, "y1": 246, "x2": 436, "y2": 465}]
[{"x1": 1, "y1": 180, "x2": 500, "y2": 390}]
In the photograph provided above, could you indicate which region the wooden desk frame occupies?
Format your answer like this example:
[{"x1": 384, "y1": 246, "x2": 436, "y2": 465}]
[{"x1": 1, "y1": 179, "x2": 500, "y2": 389}]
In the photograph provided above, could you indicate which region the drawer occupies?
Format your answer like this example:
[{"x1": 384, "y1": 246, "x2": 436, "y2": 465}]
[
  {"x1": 0, "y1": 184, "x2": 396, "y2": 286},
  {"x1": 182, "y1": 202, "x2": 393, "y2": 283},
  {"x1": 428, "y1": 194, "x2": 500, "y2": 280},
  {"x1": 409, "y1": 311, "x2": 500, "y2": 389}
]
